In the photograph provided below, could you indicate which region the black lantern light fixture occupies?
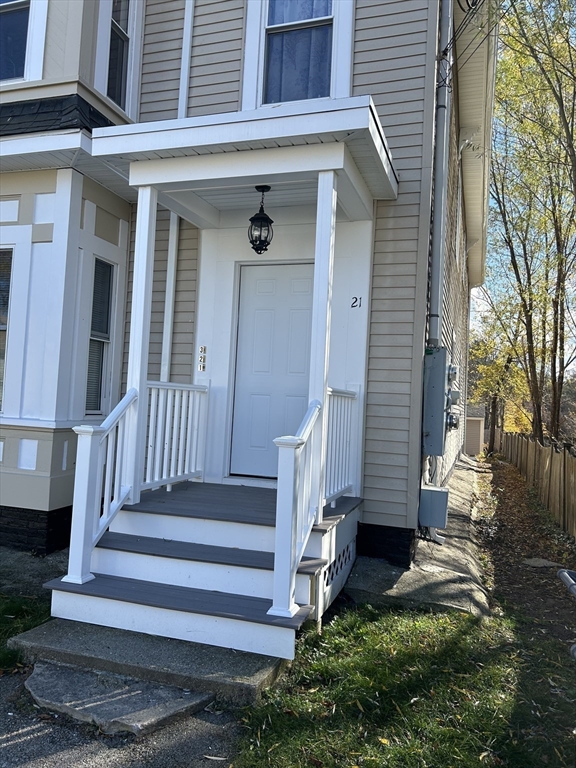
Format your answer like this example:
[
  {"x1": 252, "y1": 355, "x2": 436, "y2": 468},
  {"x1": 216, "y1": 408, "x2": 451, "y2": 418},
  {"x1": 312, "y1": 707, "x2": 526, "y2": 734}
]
[{"x1": 248, "y1": 185, "x2": 274, "y2": 254}]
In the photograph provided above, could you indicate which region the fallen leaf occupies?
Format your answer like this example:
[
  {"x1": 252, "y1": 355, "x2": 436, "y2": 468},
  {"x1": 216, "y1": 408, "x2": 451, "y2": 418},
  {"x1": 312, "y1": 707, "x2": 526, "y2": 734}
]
[{"x1": 203, "y1": 757, "x2": 227, "y2": 761}]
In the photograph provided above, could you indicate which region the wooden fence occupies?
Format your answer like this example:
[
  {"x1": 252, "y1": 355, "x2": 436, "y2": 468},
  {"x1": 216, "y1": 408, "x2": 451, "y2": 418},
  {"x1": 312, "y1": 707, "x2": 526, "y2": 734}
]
[{"x1": 501, "y1": 433, "x2": 576, "y2": 540}]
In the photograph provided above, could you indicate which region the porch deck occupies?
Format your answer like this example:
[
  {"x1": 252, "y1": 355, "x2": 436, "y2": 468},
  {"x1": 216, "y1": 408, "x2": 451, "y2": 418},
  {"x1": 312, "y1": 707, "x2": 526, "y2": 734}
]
[{"x1": 124, "y1": 481, "x2": 361, "y2": 531}]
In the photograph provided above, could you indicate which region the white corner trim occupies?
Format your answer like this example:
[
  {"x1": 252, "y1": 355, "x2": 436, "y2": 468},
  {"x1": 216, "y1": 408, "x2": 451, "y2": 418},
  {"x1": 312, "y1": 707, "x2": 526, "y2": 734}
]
[
  {"x1": 178, "y1": 0, "x2": 195, "y2": 118},
  {"x1": 94, "y1": 0, "x2": 113, "y2": 96},
  {"x1": 24, "y1": 0, "x2": 48, "y2": 82},
  {"x1": 125, "y1": 0, "x2": 144, "y2": 121},
  {"x1": 241, "y1": 0, "x2": 266, "y2": 111},
  {"x1": 331, "y1": 0, "x2": 355, "y2": 99}
]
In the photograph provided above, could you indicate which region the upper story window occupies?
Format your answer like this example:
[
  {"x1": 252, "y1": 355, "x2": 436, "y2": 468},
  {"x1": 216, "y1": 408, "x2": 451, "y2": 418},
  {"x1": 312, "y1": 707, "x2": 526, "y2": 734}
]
[
  {"x1": 0, "y1": 0, "x2": 29, "y2": 81},
  {"x1": 107, "y1": 0, "x2": 129, "y2": 109},
  {"x1": 94, "y1": 0, "x2": 142, "y2": 118},
  {"x1": 0, "y1": 0, "x2": 47, "y2": 83},
  {"x1": 242, "y1": 0, "x2": 354, "y2": 112},
  {"x1": 264, "y1": 0, "x2": 333, "y2": 104}
]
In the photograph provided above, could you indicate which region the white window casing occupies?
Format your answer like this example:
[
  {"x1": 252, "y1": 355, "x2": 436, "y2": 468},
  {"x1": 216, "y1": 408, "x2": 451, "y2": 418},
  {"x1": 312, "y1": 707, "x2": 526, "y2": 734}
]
[
  {"x1": 0, "y1": 0, "x2": 47, "y2": 83},
  {"x1": 0, "y1": 249, "x2": 13, "y2": 411},
  {"x1": 85, "y1": 257, "x2": 114, "y2": 415},
  {"x1": 0, "y1": 227, "x2": 33, "y2": 418},
  {"x1": 241, "y1": 0, "x2": 354, "y2": 112}
]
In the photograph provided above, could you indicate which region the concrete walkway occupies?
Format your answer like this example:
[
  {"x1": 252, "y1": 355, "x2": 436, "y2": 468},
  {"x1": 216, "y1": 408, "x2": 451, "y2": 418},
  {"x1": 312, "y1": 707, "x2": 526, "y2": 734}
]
[
  {"x1": 346, "y1": 457, "x2": 490, "y2": 616},
  {"x1": 0, "y1": 457, "x2": 488, "y2": 766}
]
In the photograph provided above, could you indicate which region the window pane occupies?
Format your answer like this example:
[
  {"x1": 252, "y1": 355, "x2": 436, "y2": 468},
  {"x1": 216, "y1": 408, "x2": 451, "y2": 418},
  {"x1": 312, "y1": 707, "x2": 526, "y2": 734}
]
[
  {"x1": 107, "y1": 26, "x2": 128, "y2": 109},
  {"x1": 112, "y1": 0, "x2": 129, "y2": 32},
  {"x1": 0, "y1": 5, "x2": 29, "y2": 80},
  {"x1": 0, "y1": 249, "x2": 12, "y2": 412},
  {"x1": 0, "y1": 249, "x2": 12, "y2": 329},
  {"x1": 91, "y1": 259, "x2": 113, "y2": 339},
  {"x1": 268, "y1": 0, "x2": 331, "y2": 25},
  {"x1": 86, "y1": 339, "x2": 104, "y2": 412},
  {"x1": 265, "y1": 24, "x2": 332, "y2": 104}
]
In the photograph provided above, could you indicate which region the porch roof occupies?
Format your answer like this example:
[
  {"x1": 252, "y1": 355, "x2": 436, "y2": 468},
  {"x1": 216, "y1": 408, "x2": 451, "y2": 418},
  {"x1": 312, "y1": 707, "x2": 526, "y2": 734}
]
[{"x1": 87, "y1": 97, "x2": 396, "y2": 227}]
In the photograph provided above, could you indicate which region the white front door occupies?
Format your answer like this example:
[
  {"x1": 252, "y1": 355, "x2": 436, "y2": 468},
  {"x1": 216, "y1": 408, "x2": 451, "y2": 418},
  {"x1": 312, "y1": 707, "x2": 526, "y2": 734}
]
[{"x1": 230, "y1": 263, "x2": 313, "y2": 477}]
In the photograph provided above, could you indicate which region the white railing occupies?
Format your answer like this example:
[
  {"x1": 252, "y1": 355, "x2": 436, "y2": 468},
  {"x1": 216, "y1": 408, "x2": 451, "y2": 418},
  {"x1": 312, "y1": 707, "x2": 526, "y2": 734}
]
[
  {"x1": 325, "y1": 387, "x2": 357, "y2": 505},
  {"x1": 64, "y1": 388, "x2": 139, "y2": 584},
  {"x1": 143, "y1": 381, "x2": 209, "y2": 491},
  {"x1": 268, "y1": 400, "x2": 322, "y2": 618}
]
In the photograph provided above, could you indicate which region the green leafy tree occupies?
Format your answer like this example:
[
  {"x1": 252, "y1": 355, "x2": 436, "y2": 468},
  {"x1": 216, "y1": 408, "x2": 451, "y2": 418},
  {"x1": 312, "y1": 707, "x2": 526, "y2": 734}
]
[{"x1": 482, "y1": 0, "x2": 576, "y2": 440}]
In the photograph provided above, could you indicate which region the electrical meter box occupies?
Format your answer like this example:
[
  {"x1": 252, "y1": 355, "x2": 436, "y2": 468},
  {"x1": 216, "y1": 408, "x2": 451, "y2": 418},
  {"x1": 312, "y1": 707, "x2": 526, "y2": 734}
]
[
  {"x1": 423, "y1": 347, "x2": 449, "y2": 455},
  {"x1": 419, "y1": 485, "x2": 449, "y2": 529}
]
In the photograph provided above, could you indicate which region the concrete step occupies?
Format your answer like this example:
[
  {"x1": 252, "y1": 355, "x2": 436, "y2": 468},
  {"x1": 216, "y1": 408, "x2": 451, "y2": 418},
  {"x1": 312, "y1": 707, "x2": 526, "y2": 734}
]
[
  {"x1": 8, "y1": 618, "x2": 287, "y2": 705},
  {"x1": 25, "y1": 660, "x2": 212, "y2": 736}
]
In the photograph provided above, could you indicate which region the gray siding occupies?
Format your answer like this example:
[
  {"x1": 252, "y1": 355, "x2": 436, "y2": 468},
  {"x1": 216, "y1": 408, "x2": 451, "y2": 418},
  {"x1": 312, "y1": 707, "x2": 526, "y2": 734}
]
[
  {"x1": 187, "y1": 0, "x2": 245, "y2": 118},
  {"x1": 354, "y1": 0, "x2": 437, "y2": 527},
  {"x1": 123, "y1": 210, "x2": 198, "y2": 391},
  {"x1": 139, "y1": 0, "x2": 186, "y2": 122},
  {"x1": 170, "y1": 220, "x2": 199, "y2": 383}
]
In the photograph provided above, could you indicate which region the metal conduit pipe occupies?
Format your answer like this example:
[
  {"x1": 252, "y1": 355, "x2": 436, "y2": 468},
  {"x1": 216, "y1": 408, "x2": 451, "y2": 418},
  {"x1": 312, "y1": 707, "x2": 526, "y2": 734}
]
[{"x1": 427, "y1": 0, "x2": 454, "y2": 349}]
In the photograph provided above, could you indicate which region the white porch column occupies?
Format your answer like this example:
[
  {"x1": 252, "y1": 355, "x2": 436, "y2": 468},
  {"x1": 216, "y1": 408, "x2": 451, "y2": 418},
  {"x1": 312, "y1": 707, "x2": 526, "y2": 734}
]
[
  {"x1": 309, "y1": 170, "x2": 338, "y2": 523},
  {"x1": 124, "y1": 185, "x2": 158, "y2": 503}
]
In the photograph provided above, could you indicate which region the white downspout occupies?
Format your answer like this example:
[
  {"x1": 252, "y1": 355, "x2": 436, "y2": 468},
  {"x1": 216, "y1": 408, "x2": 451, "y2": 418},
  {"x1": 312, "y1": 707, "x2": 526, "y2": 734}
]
[{"x1": 427, "y1": 0, "x2": 454, "y2": 349}]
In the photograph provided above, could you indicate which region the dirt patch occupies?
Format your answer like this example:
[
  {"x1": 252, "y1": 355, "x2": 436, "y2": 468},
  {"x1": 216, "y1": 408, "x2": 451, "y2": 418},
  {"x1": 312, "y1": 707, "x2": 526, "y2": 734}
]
[
  {"x1": 475, "y1": 458, "x2": 576, "y2": 644},
  {"x1": 0, "y1": 547, "x2": 68, "y2": 599}
]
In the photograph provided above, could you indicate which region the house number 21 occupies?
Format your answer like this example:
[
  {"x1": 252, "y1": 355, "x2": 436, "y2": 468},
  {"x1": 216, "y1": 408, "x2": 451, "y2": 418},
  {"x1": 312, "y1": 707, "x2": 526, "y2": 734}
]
[{"x1": 351, "y1": 297, "x2": 362, "y2": 308}]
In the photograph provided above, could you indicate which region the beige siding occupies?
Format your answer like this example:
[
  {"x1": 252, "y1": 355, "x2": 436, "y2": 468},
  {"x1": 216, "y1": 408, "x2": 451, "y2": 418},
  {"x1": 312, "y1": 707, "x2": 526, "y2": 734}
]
[
  {"x1": 139, "y1": 0, "x2": 186, "y2": 122},
  {"x1": 354, "y1": 0, "x2": 437, "y2": 527},
  {"x1": 122, "y1": 211, "x2": 198, "y2": 391},
  {"x1": 187, "y1": 0, "x2": 245, "y2": 118},
  {"x1": 170, "y1": 220, "x2": 199, "y2": 383},
  {"x1": 43, "y1": 0, "x2": 84, "y2": 81}
]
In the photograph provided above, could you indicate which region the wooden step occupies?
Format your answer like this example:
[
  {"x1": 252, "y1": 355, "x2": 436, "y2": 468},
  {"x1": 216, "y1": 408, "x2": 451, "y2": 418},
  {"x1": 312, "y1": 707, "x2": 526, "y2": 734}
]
[
  {"x1": 96, "y1": 532, "x2": 327, "y2": 575},
  {"x1": 47, "y1": 574, "x2": 313, "y2": 659},
  {"x1": 93, "y1": 532, "x2": 326, "y2": 601}
]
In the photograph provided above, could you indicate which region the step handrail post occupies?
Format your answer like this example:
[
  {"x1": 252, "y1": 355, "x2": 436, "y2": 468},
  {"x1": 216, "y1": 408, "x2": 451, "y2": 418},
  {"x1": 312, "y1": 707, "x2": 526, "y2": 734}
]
[
  {"x1": 62, "y1": 425, "x2": 106, "y2": 584},
  {"x1": 268, "y1": 436, "x2": 302, "y2": 618}
]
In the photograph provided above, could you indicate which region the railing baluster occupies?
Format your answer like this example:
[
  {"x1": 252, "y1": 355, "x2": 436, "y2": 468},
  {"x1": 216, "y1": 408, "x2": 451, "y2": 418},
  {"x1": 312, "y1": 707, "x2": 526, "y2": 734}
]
[
  {"x1": 177, "y1": 390, "x2": 188, "y2": 477},
  {"x1": 154, "y1": 387, "x2": 166, "y2": 483},
  {"x1": 146, "y1": 387, "x2": 158, "y2": 485},
  {"x1": 170, "y1": 389, "x2": 181, "y2": 480}
]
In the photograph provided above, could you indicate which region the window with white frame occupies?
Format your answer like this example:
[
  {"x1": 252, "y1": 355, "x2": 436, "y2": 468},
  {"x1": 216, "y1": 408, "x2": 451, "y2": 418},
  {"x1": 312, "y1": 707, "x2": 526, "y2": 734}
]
[
  {"x1": 264, "y1": 0, "x2": 333, "y2": 104},
  {"x1": 242, "y1": 0, "x2": 353, "y2": 111},
  {"x1": 0, "y1": 249, "x2": 13, "y2": 411},
  {"x1": 107, "y1": 0, "x2": 130, "y2": 109},
  {"x1": 86, "y1": 258, "x2": 114, "y2": 413},
  {"x1": 0, "y1": 0, "x2": 29, "y2": 80},
  {"x1": 0, "y1": 0, "x2": 46, "y2": 82}
]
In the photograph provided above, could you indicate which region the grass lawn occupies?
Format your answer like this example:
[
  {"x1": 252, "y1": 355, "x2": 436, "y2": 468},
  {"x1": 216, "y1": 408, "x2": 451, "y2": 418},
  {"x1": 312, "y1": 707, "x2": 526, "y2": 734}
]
[
  {"x1": 233, "y1": 606, "x2": 576, "y2": 767},
  {"x1": 0, "y1": 593, "x2": 50, "y2": 673}
]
